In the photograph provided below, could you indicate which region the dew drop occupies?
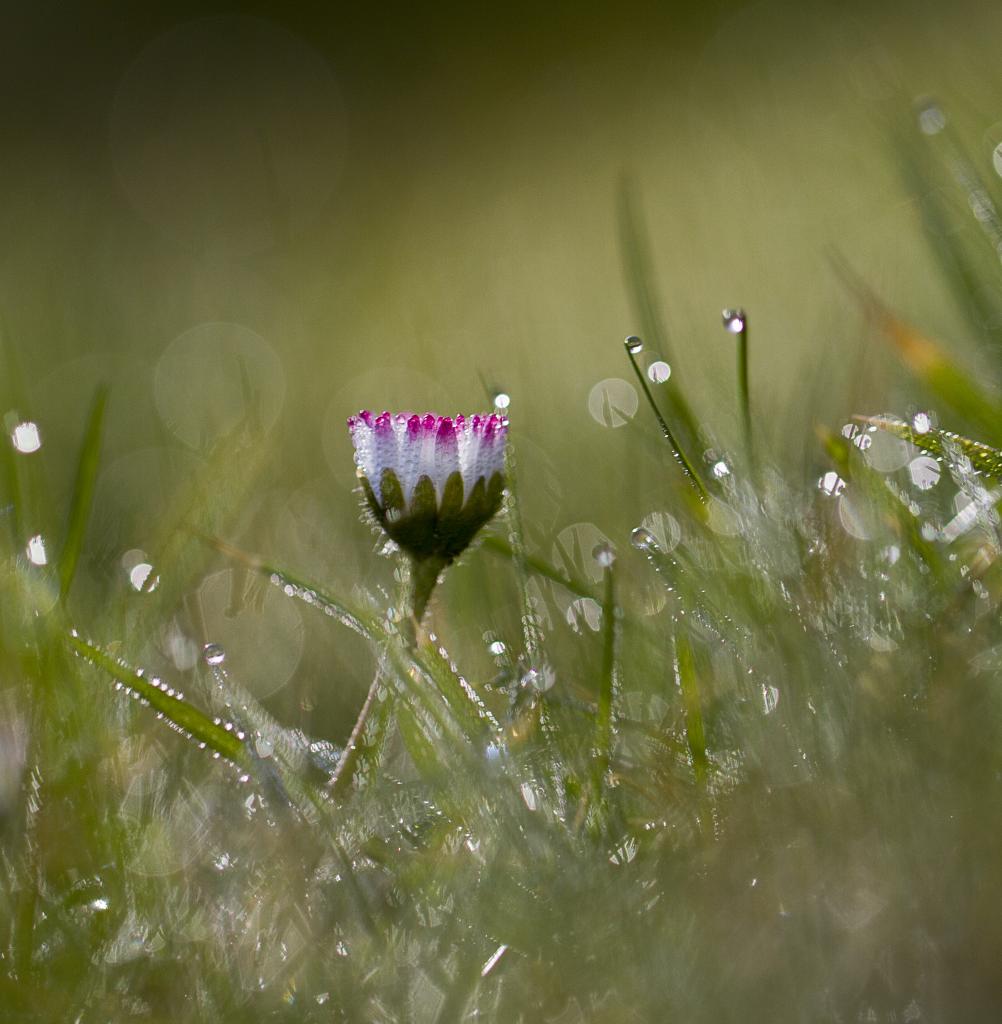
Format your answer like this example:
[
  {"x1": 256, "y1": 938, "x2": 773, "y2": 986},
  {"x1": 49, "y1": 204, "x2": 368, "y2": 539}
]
[
  {"x1": 722, "y1": 308, "x2": 745, "y2": 333},
  {"x1": 592, "y1": 542, "x2": 616, "y2": 567},
  {"x1": 711, "y1": 460, "x2": 731, "y2": 479},
  {"x1": 493, "y1": 392, "x2": 511, "y2": 411},
  {"x1": 624, "y1": 335, "x2": 644, "y2": 355},
  {"x1": 912, "y1": 411, "x2": 932, "y2": 434},
  {"x1": 630, "y1": 526, "x2": 660, "y2": 552},
  {"x1": 488, "y1": 640, "x2": 506, "y2": 656},
  {"x1": 818, "y1": 472, "x2": 846, "y2": 497},
  {"x1": 26, "y1": 534, "x2": 47, "y2": 566},
  {"x1": 647, "y1": 360, "x2": 671, "y2": 384},
  {"x1": 11, "y1": 422, "x2": 41, "y2": 453},
  {"x1": 202, "y1": 643, "x2": 226, "y2": 666}
]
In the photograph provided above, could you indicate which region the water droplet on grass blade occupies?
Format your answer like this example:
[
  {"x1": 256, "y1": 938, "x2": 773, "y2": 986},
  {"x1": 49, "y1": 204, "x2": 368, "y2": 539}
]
[
  {"x1": 631, "y1": 527, "x2": 660, "y2": 552},
  {"x1": 912, "y1": 411, "x2": 932, "y2": 434},
  {"x1": 202, "y1": 643, "x2": 226, "y2": 666},
  {"x1": 26, "y1": 535, "x2": 47, "y2": 566},
  {"x1": 722, "y1": 308, "x2": 745, "y2": 333},
  {"x1": 624, "y1": 335, "x2": 644, "y2": 354},
  {"x1": 11, "y1": 421, "x2": 41, "y2": 453},
  {"x1": 592, "y1": 542, "x2": 616, "y2": 567},
  {"x1": 818, "y1": 472, "x2": 846, "y2": 497}
]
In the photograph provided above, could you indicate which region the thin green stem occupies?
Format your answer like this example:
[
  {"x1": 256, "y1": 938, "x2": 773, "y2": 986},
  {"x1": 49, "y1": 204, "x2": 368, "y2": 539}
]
[
  {"x1": 59, "y1": 384, "x2": 107, "y2": 604},
  {"x1": 623, "y1": 339, "x2": 709, "y2": 502},
  {"x1": 481, "y1": 535, "x2": 596, "y2": 600},
  {"x1": 736, "y1": 316, "x2": 752, "y2": 452},
  {"x1": 410, "y1": 554, "x2": 447, "y2": 626},
  {"x1": 593, "y1": 562, "x2": 618, "y2": 795},
  {"x1": 328, "y1": 662, "x2": 386, "y2": 799},
  {"x1": 674, "y1": 630, "x2": 707, "y2": 784}
]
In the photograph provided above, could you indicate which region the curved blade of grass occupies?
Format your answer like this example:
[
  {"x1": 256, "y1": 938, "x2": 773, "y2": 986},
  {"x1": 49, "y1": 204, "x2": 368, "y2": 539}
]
[
  {"x1": 617, "y1": 175, "x2": 701, "y2": 447},
  {"x1": 66, "y1": 631, "x2": 246, "y2": 762},
  {"x1": 819, "y1": 425, "x2": 945, "y2": 580},
  {"x1": 674, "y1": 630, "x2": 707, "y2": 784},
  {"x1": 59, "y1": 384, "x2": 107, "y2": 603},
  {"x1": 624, "y1": 336, "x2": 709, "y2": 502},
  {"x1": 419, "y1": 640, "x2": 496, "y2": 742},
  {"x1": 592, "y1": 561, "x2": 619, "y2": 797},
  {"x1": 903, "y1": 158, "x2": 1000, "y2": 340},
  {"x1": 829, "y1": 252, "x2": 1002, "y2": 445},
  {"x1": 856, "y1": 414, "x2": 1002, "y2": 479},
  {"x1": 481, "y1": 534, "x2": 596, "y2": 600}
]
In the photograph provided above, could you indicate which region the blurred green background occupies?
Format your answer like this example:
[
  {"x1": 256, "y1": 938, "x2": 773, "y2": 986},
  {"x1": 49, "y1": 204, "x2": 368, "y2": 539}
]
[{"x1": 5, "y1": 0, "x2": 1002, "y2": 733}]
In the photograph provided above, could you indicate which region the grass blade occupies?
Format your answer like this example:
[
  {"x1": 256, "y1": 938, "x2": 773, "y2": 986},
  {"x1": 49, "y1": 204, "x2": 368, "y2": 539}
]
[
  {"x1": 593, "y1": 559, "x2": 619, "y2": 797},
  {"x1": 830, "y1": 252, "x2": 1002, "y2": 445},
  {"x1": 617, "y1": 175, "x2": 702, "y2": 447},
  {"x1": 675, "y1": 630, "x2": 707, "y2": 784},
  {"x1": 66, "y1": 631, "x2": 246, "y2": 762},
  {"x1": 59, "y1": 384, "x2": 107, "y2": 602},
  {"x1": 857, "y1": 413, "x2": 1002, "y2": 479}
]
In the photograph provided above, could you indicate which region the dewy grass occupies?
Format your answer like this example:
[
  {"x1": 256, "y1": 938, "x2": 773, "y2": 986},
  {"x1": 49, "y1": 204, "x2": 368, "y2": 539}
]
[{"x1": 9, "y1": 115, "x2": 1002, "y2": 1021}]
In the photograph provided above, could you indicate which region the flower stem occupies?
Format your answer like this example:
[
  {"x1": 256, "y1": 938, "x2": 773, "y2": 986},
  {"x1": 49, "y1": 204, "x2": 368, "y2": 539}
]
[{"x1": 410, "y1": 554, "x2": 447, "y2": 626}]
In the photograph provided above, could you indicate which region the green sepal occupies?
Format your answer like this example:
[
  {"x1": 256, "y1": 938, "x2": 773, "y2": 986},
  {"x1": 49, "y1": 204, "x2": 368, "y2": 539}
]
[
  {"x1": 360, "y1": 474, "x2": 385, "y2": 525},
  {"x1": 363, "y1": 466, "x2": 506, "y2": 607},
  {"x1": 385, "y1": 474, "x2": 437, "y2": 558},
  {"x1": 484, "y1": 471, "x2": 504, "y2": 517},
  {"x1": 439, "y1": 470, "x2": 465, "y2": 523},
  {"x1": 379, "y1": 468, "x2": 406, "y2": 520},
  {"x1": 438, "y1": 471, "x2": 505, "y2": 561}
]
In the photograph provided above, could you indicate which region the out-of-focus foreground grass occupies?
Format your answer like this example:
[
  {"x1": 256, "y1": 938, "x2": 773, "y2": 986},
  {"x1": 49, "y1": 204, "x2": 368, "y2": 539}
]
[{"x1": 7, "y1": 3, "x2": 1002, "y2": 1020}]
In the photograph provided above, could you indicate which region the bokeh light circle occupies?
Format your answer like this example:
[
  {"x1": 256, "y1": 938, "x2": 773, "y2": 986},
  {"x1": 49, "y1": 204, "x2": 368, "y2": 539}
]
[{"x1": 154, "y1": 322, "x2": 285, "y2": 450}]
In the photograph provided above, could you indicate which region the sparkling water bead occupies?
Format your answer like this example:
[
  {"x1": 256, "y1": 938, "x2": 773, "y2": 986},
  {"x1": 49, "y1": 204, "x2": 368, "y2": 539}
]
[{"x1": 722, "y1": 308, "x2": 745, "y2": 333}]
